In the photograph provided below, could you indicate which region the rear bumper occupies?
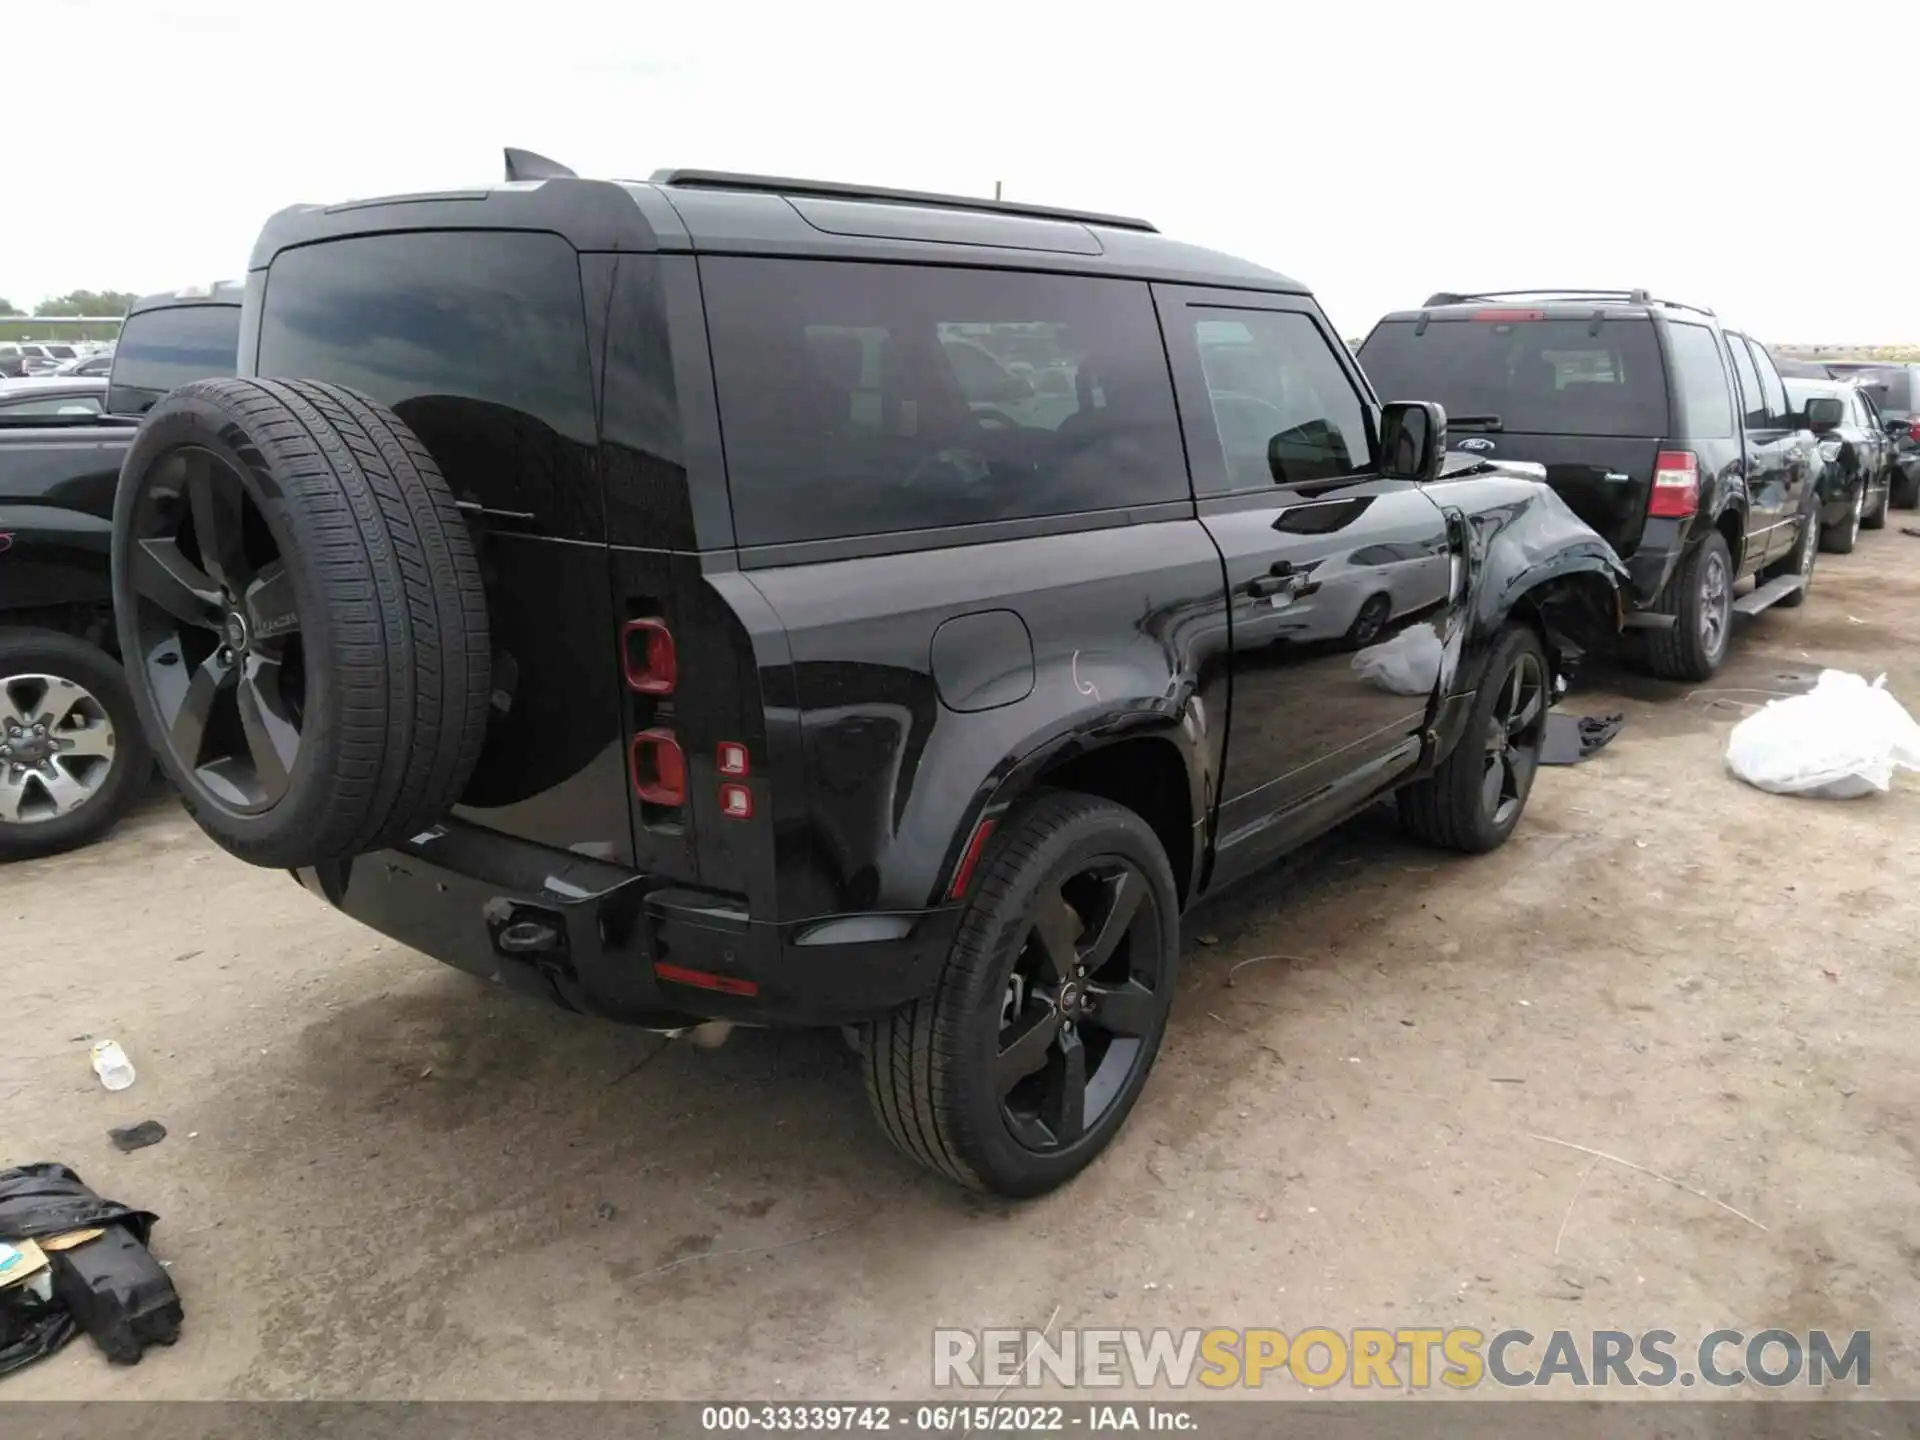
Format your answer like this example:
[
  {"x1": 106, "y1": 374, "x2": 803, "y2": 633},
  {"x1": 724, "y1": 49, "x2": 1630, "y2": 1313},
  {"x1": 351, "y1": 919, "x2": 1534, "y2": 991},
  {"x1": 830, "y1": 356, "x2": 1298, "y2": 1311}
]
[
  {"x1": 295, "y1": 820, "x2": 960, "y2": 1028},
  {"x1": 1620, "y1": 517, "x2": 1688, "y2": 609}
]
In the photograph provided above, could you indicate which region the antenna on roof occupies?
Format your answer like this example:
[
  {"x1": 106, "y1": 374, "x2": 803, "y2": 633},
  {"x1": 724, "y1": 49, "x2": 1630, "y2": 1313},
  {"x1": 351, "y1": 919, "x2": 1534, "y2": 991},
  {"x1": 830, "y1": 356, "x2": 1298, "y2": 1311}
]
[{"x1": 504, "y1": 147, "x2": 576, "y2": 182}]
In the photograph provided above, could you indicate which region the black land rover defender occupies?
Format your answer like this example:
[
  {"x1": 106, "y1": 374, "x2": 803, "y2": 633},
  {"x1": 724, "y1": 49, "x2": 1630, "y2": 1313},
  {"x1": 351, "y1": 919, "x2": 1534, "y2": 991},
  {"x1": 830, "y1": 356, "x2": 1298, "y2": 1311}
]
[{"x1": 109, "y1": 157, "x2": 1623, "y2": 1194}]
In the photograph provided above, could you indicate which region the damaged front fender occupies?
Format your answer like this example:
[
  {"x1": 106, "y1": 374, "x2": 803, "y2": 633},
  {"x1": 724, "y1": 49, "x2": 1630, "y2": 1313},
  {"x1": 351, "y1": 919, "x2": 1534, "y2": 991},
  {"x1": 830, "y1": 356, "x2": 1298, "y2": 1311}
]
[{"x1": 1430, "y1": 458, "x2": 1630, "y2": 697}]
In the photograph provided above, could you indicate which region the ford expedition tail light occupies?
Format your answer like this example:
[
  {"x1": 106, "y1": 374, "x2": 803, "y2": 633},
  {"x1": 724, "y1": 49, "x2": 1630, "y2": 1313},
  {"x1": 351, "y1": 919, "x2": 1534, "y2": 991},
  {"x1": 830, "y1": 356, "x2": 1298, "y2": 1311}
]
[
  {"x1": 716, "y1": 741, "x2": 750, "y2": 777},
  {"x1": 1648, "y1": 450, "x2": 1699, "y2": 518},
  {"x1": 622, "y1": 617, "x2": 677, "y2": 695},
  {"x1": 719, "y1": 783, "x2": 754, "y2": 819},
  {"x1": 630, "y1": 729, "x2": 687, "y2": 806}
]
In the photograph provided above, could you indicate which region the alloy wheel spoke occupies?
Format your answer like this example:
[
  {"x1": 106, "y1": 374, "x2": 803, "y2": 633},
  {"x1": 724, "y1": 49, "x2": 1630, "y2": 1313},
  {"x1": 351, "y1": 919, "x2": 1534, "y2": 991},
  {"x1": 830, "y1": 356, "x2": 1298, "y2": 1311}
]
[
  {"x1": 995, "y1": 1002, "x2": 1063, "y2": 1096},
  {"x1": 237, "y1": 660, "x2": 299, "y2": 802},
  {"x1": 1030, "y1": 888, "x2": 1084, "y2": 985},
  {"x1": 0, "y1": 775, "x2": 24, "y2": 822},
  {"x1": 132, "y1": 537, "x2": 223, "y2": 631},
  {"x1": 168, "y1": 653, "x2": 235, "y2": 768},
  {"x1": 1508, "y1": 685, "x2": 1543, "y2": 737},
  {"x1": 244, "y1": 562, "x2": 300, "y2": 645},
  {"x1": 1480, "y1": 753, "x2": 1504, "y2": 816},
  {"x1": 58, "y1": 721, "x2": 115, "y2": 759},
  {"x1": 1079, "y1": 868, "x2": 1145, "y2": 974},
  {"x1": 39, "y1": 763, "x2": 90, "y2": 816},
  {"x1": 185, "y1": 452, "x2": 249, "y2": 593},
  {"x1": 1041, "y1": 1025, "x2": 1088, "y2": 1145},
  {"x1": 1086, "y1": 978, "x2": 1158, "y2": 1038},
  {"x1": 1, "y1": 679, "x2": 41, "y2": 727}
]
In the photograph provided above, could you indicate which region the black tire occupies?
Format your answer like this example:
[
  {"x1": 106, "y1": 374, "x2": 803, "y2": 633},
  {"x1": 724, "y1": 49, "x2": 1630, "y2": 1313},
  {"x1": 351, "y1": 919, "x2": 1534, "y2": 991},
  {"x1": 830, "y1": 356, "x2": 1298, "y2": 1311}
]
[
  {"x1": 0, "y1": 628, "x2": 151, "y2": 862},
  {"x1": 1397, "y1": 625, "x2": 1548, "y2": 854},
  {"x1": 1762, "y1": 500, "x2": 1818, "y2": 609},
  {"x1": 111, "y1": 378, "x2": 490, "y2": 868},
  {"x1": 1819, "y1": 486, "x2": 1862, "y2": 554},
  {"x1": 863, "y1": 792, "x2": 1179, "y2": 1197},
  {"x1": 1894, "y1": 468, "x2": 1920, "y2": 511},
  {"x1": 1642, "y1": 532, "x2": 1733, "y2": 682},
  {"x1": 1864, "y1": 480, "x2": 1889, "y2": 531}
]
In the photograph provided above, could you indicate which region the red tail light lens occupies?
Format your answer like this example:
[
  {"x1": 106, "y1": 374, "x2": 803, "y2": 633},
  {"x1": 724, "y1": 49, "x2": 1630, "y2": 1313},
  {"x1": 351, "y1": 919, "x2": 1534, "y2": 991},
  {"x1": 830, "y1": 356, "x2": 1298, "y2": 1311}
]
[
  {"x1": 1908, "y1": 421, "x2": 1920, "y2": 445},
  {"x1": 654, "y1": 962, "x2": 758, "y2": 997},
  {"x1": 622, "y1": 618, "x2": 677, "y2": 695},
  {"x1": 629, "y1": 729, "x2": 686, "y2": 806},
  {"x1": 716, "y1": 741, "x2": 750, "y2": 777},
  {"x1": 1472, "y1": 308, "x2": 1545, "y2": 322},
  {"x1": 1648, "y1": 450, "x2": 1699, "y2": 518},
  {"x1": 718, "y1": 782, "x2": 754, "y2": 819}
]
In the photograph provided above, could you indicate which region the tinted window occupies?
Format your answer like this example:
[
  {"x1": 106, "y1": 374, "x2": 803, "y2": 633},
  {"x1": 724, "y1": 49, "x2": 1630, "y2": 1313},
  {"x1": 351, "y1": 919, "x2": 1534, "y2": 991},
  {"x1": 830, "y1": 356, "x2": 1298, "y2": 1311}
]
[
  {"x1": 1726, "y1": 335, "x2": 1766, "y2": 429},
  {"x1": 1666, "y1": 324, "x2": 1733, "y2": 439},
  {"x1": 1855, "y1": 367, "x2": 1915, "y2": 418},
  {"x1": 258, "y1": 231, "x2": 598, "y2": 533},
  {"x1": 1190, "y1": 309, "x2": 1370, "y2": 489},
  {"x1": 1748, "y1": 340, "x2": 1790, "y2": 426},
  {"x1": 43, "y1": 344, "x2": 75, "y2": 359},
  {"x1": 108, "y1": 304, "x2": 240, "y2": 414},
  {"x1": 1358, "y1": 317, "x2": 1667, "y2": 436},
  {"x1": 0, "y1": 391, "x2": 103, "y2": 416},
  {"x1": 704, "y1": 259, "x2": 1186, "y2": 546}
]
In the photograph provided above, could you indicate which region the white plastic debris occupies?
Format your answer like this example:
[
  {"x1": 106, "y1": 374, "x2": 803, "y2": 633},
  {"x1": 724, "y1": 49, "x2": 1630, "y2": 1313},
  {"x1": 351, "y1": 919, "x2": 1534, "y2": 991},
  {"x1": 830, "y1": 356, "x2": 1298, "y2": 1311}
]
[
  {"x1": 89, "y1": 1039, "x2": 135, "y2": 1091},
  {"x1": 1726, "y1": 670, "x2": 1920, "y2": 800}
]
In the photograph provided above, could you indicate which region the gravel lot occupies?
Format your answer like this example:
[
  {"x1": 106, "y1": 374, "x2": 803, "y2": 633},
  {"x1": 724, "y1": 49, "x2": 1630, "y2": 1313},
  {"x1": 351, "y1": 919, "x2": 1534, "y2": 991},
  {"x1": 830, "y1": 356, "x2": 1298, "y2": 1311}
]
[{"x1": 6, "y1": 530, "x2": 1920, "y2": 1401}]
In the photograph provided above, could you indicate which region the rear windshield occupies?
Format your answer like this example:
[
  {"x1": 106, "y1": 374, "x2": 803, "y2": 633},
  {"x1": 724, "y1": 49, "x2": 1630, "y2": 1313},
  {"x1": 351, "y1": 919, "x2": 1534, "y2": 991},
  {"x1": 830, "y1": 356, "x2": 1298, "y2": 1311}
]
[
  {"x1": 703, "y1": 258, "x2": 1188, "y2": 547},
  {"x1": 1358, "y1": 316, "x2": 1669, "y2": 437},
  {"x1": 1853, "y1": 367, "x2": 1915, "y2": 417},
  {"x1": 256, "y1": 230, "x2": 597, "y2": 531},
  {"x1": 108, "y1": 304, "x2": 240, "y2": 415}
]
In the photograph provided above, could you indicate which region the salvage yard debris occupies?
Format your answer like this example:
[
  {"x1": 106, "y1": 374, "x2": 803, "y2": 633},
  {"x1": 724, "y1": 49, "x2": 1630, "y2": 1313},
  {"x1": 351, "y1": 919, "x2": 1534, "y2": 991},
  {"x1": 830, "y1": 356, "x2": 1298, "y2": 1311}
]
[
  {"x1": 0, "y1": 1163, "x2": 180, "y2": 1377},
  {"x1": 1726, "y1": 669, "x2": 1920, "y2": 798}
]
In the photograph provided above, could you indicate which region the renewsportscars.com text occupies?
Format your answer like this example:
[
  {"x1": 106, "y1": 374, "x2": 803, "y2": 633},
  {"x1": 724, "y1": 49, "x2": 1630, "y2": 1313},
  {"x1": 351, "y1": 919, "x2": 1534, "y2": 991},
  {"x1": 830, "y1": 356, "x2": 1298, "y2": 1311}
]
[{"x1": 933, "y1": 1327, "x2": 1871, "y2": 1391}]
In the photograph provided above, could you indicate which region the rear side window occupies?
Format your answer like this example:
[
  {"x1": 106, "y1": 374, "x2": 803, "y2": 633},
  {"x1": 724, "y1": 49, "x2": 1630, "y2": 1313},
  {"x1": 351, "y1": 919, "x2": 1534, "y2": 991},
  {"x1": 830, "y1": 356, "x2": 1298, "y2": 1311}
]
[
  {"x1": 1747, "y1": 341, "x2": 1791, "y2": 426},
  {"x1": 1358, "y1": 317, "x2": 1667, "y2": 437},
  {"x1": 1726, "y1": 336, "x2": 1766, "y2": 429},
  {"x1": 1665, "y1": 323, "x2": 1733, "y2": 439},
  {"x1": 257, "y1": 230, "x2": 598, "y2": 532},
  {"x1": 108, "y1": 304, "x2": 240, "y2": 415},
  {"x1": 702, "y1": 259, "x2": 1187, "y2": 547},
  {"x1": 1856, "y1": 367, "x2": 1915, "y2": 418}
]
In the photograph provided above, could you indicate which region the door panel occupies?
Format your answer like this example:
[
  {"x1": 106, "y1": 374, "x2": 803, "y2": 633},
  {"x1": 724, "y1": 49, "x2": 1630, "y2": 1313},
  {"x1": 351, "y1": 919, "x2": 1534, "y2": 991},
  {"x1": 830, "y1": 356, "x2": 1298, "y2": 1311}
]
[
  {"x1": 1727, "y1": 334, "x2": 1791, "y2": 570},
  {"x1": 1155, "y1": 286, "x2": 1453, "y2": 884}
]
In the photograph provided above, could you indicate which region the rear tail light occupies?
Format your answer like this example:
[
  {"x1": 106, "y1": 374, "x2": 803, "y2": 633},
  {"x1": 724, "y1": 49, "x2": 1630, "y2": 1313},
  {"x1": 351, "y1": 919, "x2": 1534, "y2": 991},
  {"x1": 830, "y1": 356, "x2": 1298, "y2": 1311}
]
[
  {"x1": 1472, "y1": 308, "x2": 1545, "y2": 322},
  {"x1": 716, "y1": 741, "x2": 750, "y2": 777},
  {"x1": 622, "y1": 617, "x2": 677, "y2": 695},
  {"x1": 1908, "y1": 420, "x2": 1920, "y2": 445},
  {"x1": 1648, "y1": 450, "x2": 1699, "y2": 518},
  {"x1": 719, "y1": 782, "x2": 754, "y2": 819},
  {"x1": 629, "y1": 729, "x2": 686, "y2": 806}
]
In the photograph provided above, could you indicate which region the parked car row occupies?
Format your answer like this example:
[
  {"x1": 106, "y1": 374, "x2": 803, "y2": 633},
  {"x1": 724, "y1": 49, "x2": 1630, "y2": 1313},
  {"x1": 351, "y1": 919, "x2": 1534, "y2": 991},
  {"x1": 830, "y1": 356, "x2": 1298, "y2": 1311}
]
[{"x1": 1357, "y1": 292, "x2": 1911, "y2": 680}]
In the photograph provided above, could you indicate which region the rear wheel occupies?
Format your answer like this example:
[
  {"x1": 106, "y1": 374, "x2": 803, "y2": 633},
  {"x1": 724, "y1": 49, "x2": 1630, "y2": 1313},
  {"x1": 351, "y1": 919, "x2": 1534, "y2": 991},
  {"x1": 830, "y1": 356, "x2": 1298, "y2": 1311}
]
[
  {"x1": 1642, "y1": 532, "x2": 1732, "y2": 681},
  {"x1": 863, "y1": 792, "x2": 1179, "y2": 1196},
  {"x1": 0, "y1": 629, "x2": 150, "y2": 862},
  {"x1": 1397, "y1": 624, "x2": 1547, "y2": 854},
  {"x1": 1894, "y1": 468, "x2": 1920, "y2": 511}
]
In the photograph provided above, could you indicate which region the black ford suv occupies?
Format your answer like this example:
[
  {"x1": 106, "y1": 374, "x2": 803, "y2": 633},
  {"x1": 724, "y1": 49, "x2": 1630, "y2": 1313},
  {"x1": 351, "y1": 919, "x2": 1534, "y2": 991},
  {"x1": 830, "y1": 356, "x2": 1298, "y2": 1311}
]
[
  {"x1": 108, "y1": 159, "x2": 1622, "y2": 1194},
  {"x1": 1359, "y1": 292, "x2": 1824, "y2": 681},
  {"x1": 0, "y1": 283, "x2": 242, "y2": 859}
]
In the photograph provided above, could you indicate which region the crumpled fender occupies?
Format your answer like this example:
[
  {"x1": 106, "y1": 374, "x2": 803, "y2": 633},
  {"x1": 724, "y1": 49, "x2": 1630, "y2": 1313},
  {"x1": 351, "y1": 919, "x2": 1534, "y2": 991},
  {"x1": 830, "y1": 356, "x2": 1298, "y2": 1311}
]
[{"x1": 1427, "y1": 459, "x2": 1629, "y2": 698}]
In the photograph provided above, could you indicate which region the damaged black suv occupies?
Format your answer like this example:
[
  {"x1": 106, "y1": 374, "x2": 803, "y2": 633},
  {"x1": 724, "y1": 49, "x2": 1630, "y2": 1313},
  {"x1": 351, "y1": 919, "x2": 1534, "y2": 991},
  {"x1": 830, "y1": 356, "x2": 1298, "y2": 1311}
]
[{"x1": 109, "y1": 156, "x2": 1622, "y2": 1195}]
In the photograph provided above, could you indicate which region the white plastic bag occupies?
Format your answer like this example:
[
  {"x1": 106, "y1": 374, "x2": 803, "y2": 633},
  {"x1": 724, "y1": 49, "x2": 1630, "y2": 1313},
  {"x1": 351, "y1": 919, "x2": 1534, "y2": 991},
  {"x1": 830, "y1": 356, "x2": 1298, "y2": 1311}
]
[
  {"x1": 1726, "y1": 670, "x2": 1920, "y2": 799},
  {"x1": 1351, "y1": 624, "x2": 1443, "y2": 696}
]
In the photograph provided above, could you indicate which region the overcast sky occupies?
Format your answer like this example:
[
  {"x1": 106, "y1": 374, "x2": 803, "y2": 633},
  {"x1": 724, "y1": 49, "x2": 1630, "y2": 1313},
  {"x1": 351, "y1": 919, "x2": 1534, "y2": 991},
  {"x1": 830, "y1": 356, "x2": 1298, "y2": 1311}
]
[{"x1": 14, "y1": 0, "x2": 1914, "y2": 343}]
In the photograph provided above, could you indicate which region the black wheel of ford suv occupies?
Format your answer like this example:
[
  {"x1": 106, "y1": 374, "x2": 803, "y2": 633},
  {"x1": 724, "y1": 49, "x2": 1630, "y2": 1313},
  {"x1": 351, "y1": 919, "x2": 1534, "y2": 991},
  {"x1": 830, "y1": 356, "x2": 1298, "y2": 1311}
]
[
  {"x1": 863, "y1": 792, "x2": 1179, "y2": 1196},
  {"x1": 1396, "y1": 624, "x2": 1547, "y2": 854},
  {"x1": 1642, "y1": 532, "x2": 1733, "y2": 682}
]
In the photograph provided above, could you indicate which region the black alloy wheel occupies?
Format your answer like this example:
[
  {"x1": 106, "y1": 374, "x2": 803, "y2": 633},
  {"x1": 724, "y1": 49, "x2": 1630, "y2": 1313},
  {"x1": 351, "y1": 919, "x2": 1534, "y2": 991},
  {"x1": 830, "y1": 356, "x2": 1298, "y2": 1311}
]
[
  {"x1": 994, "y1": 856, "x2": 1167, "y2": 1152},
  {"x1": 1481, "y1": 645, "x2": 1545, "y2": 830},
  {"x1": 122, "y1": 445, "x2": 304, "y2": 815}
]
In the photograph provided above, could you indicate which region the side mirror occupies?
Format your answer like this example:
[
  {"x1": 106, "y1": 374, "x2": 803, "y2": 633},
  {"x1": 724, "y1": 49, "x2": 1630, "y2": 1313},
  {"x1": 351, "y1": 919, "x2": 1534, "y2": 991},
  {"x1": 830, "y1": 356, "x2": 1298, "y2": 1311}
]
[
  {"x1": 1803, "y1": 396, "x2": 1845, "y2": 433},
  {"x1": 1379, "y1": 401, "x2": 1447, "y2": 482}
]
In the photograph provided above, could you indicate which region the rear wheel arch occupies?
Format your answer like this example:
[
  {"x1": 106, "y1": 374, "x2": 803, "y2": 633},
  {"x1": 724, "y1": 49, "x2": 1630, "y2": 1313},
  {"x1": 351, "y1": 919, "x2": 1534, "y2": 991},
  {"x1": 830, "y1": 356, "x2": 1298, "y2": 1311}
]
[{"x1": 1713, "y1": 503, "x2": 1747, "y2": 575}]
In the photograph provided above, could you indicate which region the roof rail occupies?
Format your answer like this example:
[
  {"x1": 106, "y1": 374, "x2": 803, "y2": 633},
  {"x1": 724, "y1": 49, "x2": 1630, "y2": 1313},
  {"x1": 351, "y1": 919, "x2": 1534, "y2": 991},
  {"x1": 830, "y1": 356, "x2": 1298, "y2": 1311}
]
[
  {"x1": 648, "y1": 169, "x2": 1158, "y2": 233},
  {"x1": 1420, "y1": 288, "x2": 1716, "y2": 318}
]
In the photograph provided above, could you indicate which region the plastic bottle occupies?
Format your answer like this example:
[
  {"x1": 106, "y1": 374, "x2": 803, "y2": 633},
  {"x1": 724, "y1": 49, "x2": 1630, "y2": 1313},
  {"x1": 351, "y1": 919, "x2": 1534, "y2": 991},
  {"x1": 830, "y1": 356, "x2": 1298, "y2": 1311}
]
[{"x1": 90, "y1": 1040, "x2": 135, "y2": 1091}]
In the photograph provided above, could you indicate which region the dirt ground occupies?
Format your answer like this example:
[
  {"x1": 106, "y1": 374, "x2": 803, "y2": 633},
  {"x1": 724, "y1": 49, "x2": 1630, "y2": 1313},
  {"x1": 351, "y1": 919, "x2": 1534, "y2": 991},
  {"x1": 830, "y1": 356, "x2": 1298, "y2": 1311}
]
[{"x1": 6, "y1": 530, "x2": 1920, "y2": 1403}]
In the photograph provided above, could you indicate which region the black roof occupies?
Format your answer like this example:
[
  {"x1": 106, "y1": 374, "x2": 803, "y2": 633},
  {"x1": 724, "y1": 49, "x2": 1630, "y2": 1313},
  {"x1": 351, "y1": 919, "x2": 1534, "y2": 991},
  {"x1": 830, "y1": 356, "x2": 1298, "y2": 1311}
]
[
  {"x1": 1381, "y1": 289, "x2": 1718, "y2": 323},
  {"x1": 126, "y1": 280, "x2": 245, "y2": 316},
  {"x1": 247, "y1": 164, "x2": 1306, "y2": 294}
]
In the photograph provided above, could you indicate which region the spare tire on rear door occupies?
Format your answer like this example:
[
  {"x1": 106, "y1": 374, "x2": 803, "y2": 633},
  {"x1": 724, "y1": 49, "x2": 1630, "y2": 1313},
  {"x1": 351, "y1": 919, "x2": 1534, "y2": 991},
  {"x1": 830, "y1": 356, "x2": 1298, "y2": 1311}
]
[{"x1": 110, "y1": 378, "x2": 491, "y2": 868}]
